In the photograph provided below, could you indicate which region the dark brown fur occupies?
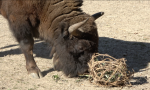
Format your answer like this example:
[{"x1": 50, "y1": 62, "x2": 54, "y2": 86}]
[{"x1": 0, "y1": 0, "x2": 101, "y2": 78}]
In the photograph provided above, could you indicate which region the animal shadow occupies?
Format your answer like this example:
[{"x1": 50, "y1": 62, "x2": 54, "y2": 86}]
[
  {"x1": 99, "y1": 37, "x2": 150, "y2": 85},
  {"x1": 130, "y1": 76, "x2": 148, "y2": 85},
  {"x1": 42, "y1": 68, "x2": 55, "y2": 77},
  {"x1": 0, "y1": 39, "x2": 51, "y2": 59}
]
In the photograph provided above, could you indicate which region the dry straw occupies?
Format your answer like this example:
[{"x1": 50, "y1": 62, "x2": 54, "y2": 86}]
[{"x1": 88, "y1": 53, "x2": 134, "y2": 87}]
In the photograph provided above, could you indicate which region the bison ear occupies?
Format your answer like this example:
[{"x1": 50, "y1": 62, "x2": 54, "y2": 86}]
[
  {"x1": 92, "y1": 12, "x2": 104, "y2": 20},
  {"x1": 59, "y1": 22, "x2": 69, "y2": 38}
]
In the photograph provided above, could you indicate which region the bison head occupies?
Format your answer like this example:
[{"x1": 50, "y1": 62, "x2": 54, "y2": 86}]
[{"x1": 51, "y1": 12, "x2": 104, "y2": 77}]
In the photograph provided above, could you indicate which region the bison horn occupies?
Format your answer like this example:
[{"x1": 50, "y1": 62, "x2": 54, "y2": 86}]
[
  {"x1": 92, "y1": 12, "x2": 104, "y2": 20},
  {"x1": 68, "y1": 18, "x2": 89, "y2": 33}
]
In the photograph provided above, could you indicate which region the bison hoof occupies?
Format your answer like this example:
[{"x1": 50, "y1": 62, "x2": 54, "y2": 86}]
[{"x1": 29, "y1": 72, "x2": 43, "y2": 79}]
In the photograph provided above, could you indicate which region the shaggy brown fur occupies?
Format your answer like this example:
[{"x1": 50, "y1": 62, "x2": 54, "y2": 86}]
[{"x1": 0, "y1": 0, "x2": 103, "y2": 78}]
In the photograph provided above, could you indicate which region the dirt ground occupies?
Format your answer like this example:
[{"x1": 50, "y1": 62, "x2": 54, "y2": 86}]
[{"x1": 0, "y1": 1, "x2": 150, "y2": 90}]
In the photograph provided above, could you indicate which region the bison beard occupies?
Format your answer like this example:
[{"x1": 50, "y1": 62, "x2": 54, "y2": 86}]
[{"x1": 0, "y1": 0, "x2": 104, "y2": 78}]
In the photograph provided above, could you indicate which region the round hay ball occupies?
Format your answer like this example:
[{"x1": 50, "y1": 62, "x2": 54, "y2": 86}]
[{"x1": 88, "y1": 53, "x2": 133, "y2": 87}]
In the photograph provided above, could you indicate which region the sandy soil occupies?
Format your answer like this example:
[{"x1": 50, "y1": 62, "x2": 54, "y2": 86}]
[{"x1": 0, "y1": 1, "x2": 150, "y2": 90}]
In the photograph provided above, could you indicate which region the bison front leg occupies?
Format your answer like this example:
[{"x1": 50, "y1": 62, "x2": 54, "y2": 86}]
[
  {"x1": 9, "y1": 16, "x2": 43, "y2": 79},
  {"x1": 19, "y1": 38, "x2": 43, "y2": 79}
]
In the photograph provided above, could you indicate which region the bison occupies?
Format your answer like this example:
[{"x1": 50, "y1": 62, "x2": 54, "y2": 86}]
[{"x1": 0, "y1": 0, "x2": 104, "y2": 78}]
